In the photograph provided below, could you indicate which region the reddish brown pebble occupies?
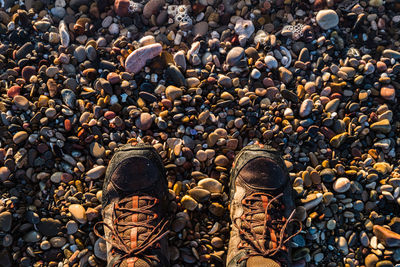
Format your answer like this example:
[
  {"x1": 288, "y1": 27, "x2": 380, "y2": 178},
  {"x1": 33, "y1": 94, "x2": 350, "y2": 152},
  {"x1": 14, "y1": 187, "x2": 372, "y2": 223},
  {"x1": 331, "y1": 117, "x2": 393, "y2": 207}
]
[
  {"x1": 114, "y1": 0, "x2": 130, "y2": 17},
  {"x1": 65, "y1": 119, "x2": 72, "y2": 131},
  {"x1": 7, "y1": 85, "x2": 21, "y2": 98},
  {"x1": 61, "y1": 173, "x2": 73, "y2": 183},
  {"x1": 21, "y1": 66, "x2": 36, "y2": 81},
  {"x1": 104, "y1": 111, "x2": 116, "y2": 120}
]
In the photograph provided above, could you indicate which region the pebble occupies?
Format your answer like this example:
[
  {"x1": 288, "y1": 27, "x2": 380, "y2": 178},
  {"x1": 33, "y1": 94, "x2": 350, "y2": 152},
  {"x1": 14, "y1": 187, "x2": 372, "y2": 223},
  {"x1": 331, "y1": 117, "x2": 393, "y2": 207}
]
[
  {"x1": 61, "y1": 89, "x2": 76, "y2": 108},
  {"x1": 143, "y1": 0, "x2": 164, "y2": 18},
  {"x1": 299, "y1": 99, "x2": 313, "y2": 117},
  {"x1": 13, "y1": 95, "x2": 29, "y2": 110},
  {"x1": 50, "y1": 172, "x2": 62, "y2": 183},
  {"x1": 333, "y1": 177, "x2": 351, "y2": 193},
  {"x1": 73, "y1": 46, "x2": 86, "y2": 62},
  {"x1": 125, "y1": 43, "x2": 162, "y2": 73},
  {"x1": 279, "y1": 67, "x2": 293, "y2": 84},
  {"x1": 181, "y1": 195, "x2": 198, "y2": 211},
  {"x1": 316, "y1": 9, "x2": 339, "y2": 30},
  {"x1": 0, "y1": 212, "x2": 12, "y2": 232},
  {"x1": 0, "y1": 167, "x2": 10, "y2": 182},
  {"x1": 90, "y1": 142, "x2": 105, "y2": 158},
  {"x1": 373, "y1": 225, "x2": 400, "y2": 247},
  {"x1": 114, "y1": 0, "x2": 130, "y2": 17},
  {"x1": 37, "y1": 218, "x2": 62, "y2": 237},
  {"x1": 86, "y1": 166, "x2": 106, "y2": 179},
  {"x1": 0, "y1": 1, "x2": 399, "y2": 266},
  {"x1": 136, "y1": 112, "x2": 153, "y2": 130},
  {"x1": 13, "y1": 131, "x2": 28, "y2": 144},
  {"x1": 337, "y1": 236, "x2": 349, "y2": 255},
  {"x1": 381, "y1": 86, "x2": 396, "y2": 101},
  {"x1": 69, "y1": 204, "x2": 87, "y2": 224},
  {"x1": 264, "y1": 55, "x2": 278, "y2": 69},
  {"x1": 234, "y1": 19, "x2": 255, "y2": 42},
  {"x1": 66, "y1": 220, "x2": 78, "y2": 235},
  {"x1": 7, "y1": 85, "x2": 21, "y2": 98},
  {"x1": 370, "y1": 119, "x2": 391, "y2": 133},
  {"x1": 193, "y1": 22, "x2": 208, "y2": 36},
  {"x1": 198, "y1": 178, "x2": 222, "y2": 193},
  {"x1": 226, "y1": 47, "x2": 245, "y2": 66},
  {"x1": 24, "y1": 231, "x2": 41, "y2": 243},
  {"x1": 50, "y1": 237, "x2": 66, "y2": 248},
  {"x1": 165, "y1": 86, "x2": 183, "y2": 100},
  {"x1": 94, "y1": 238, "x2": 107, "y2": 261},
  {"x1": 189, "y1": 188, "x2": 210, "y2": 202},
  {"x1": 365, "y1": 254, "x2": 379, "y2": 267},
  {"x1": 382, "y1": 49, "x2": 400, "y2": 60},
  {"x1": 214, "y1": 155, "x2": 229, "y2": 167}
]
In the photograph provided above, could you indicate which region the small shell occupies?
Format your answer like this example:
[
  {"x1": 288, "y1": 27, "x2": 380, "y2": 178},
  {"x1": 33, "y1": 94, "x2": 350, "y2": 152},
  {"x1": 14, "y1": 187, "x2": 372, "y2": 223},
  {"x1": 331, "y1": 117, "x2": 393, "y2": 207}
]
[{"x1": 280, "y1": 46, "x2": 292, "y2": 68}]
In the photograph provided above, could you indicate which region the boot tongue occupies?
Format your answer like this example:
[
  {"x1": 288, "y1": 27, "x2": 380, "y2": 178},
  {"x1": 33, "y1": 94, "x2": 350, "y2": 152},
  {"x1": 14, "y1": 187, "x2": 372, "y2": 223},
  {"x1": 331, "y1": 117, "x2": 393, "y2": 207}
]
[{"x1": 246, "y1": 256, "x2": 281, "y2": 267}]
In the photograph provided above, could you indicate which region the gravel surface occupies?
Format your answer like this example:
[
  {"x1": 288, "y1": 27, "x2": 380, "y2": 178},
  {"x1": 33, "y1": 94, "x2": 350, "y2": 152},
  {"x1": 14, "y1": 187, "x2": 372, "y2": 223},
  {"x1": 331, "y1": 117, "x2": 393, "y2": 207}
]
[{"x1": 0, "y1": 0, "x2": 399, "y2": 266}]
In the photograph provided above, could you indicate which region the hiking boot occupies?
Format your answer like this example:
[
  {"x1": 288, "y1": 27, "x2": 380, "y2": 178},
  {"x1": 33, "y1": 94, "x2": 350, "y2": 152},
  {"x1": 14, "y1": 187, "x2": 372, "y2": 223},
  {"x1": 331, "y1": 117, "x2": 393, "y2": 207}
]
[
  {"x1": 95, "y1": 144, "x2": 170, "y2": 267},
  {"x1": 227, "y1": 144, "x2": 301, "y2": 267}
]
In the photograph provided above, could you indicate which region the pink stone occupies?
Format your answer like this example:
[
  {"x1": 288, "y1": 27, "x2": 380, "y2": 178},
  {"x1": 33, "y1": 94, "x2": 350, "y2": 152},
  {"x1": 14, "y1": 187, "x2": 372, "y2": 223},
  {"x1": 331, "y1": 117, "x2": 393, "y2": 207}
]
[
  {"x1": 381, "y1": 86, "x2": 395, "y2": 101},
  {"x1": 262, "y1": 77, "x2": 274, "y2": 87},
  {"x1": 125, "y1": 43, "x2": 162, "y2": 73},
  {"x1": 104, "y1": 111, "x2": 116, "y2": 120},
  {"x1": 143, "y1": 0, "x2": 165, "y2": 19},
  {"x1": 7, "y1": 85, "x2": 21, "y2": 98}
]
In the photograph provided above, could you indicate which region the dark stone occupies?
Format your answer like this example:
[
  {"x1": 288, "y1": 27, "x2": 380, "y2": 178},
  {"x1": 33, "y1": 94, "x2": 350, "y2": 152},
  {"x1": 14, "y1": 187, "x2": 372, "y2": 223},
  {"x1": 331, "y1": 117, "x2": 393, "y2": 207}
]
[
  {"x1": 15, "y1": 42, "x2": 34, "y2": 60},
  {"x1": 37, "y1": 218, "x2": 63, "y2": 237},
  {"x1": 0, "y1": 249, "x2": 11, "y2": 267},
  {"x1": 165, "y1": 64, "x2": 187, "y2": 87},
  {"x1": 69, "y1": 0, "x2": 90, "y2": 10}
]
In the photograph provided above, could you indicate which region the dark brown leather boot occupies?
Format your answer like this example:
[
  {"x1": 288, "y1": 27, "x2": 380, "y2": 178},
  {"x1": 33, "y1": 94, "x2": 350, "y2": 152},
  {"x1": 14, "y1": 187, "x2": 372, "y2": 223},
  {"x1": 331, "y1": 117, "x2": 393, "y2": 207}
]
[
  {"x1": 227, "y1": 144, "x2": 301, "y2": 267},
  {"x1": 95, "y1": 144, "x2": 170, "y2": 267}
]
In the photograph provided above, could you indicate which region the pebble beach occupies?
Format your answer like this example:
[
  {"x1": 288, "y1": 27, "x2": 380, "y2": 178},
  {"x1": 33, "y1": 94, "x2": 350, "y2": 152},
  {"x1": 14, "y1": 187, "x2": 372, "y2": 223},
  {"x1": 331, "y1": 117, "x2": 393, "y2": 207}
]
[{"x1": 0, "y1": 0, "x2": 399, "y2": 266}]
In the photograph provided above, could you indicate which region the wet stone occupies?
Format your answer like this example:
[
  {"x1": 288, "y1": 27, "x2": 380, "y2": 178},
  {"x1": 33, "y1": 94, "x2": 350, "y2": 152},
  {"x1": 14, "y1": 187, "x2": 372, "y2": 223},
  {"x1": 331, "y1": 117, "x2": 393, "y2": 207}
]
[{"x1": 61, "y1": 89, "x2": 76, "y2": 108}]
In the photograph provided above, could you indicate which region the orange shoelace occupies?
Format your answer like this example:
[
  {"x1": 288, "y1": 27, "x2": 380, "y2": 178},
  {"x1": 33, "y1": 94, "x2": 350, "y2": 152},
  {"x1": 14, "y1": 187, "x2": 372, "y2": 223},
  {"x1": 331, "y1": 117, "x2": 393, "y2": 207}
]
[
  {"x1": 233, "y1": 192, "x2": 302, "y2": 263},
  {"x1": 94, "y1": 196, "x2": 169, "y2": 266}
]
